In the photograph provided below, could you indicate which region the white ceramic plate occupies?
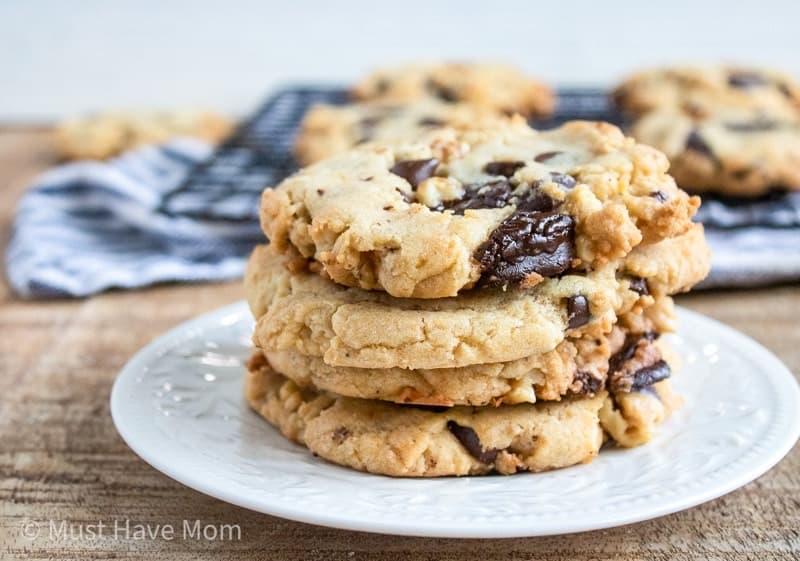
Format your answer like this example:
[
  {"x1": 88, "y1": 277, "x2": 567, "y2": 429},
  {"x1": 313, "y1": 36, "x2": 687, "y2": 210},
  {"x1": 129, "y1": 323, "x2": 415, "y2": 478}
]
[{"x1": 111, "y1": 302, "x2": 800, "y2": 538}]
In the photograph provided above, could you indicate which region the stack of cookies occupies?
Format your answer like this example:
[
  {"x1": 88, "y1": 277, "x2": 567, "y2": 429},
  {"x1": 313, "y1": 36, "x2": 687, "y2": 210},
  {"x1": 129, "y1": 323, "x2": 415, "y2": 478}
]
[{"x1": 243, "y1": 65, "x2": 711, "y2": 477}]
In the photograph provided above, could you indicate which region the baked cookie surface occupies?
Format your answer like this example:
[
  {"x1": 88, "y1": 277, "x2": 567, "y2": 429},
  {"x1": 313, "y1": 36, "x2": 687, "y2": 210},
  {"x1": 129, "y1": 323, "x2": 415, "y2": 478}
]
[
  {"x1": 261, "y1": 299, "x2": 676, "y2": 407},
  {"x1": 245, "y1": 354, "x2": 678, "y2": 477},
  {"x1": 263, "y1": 120, "x2": 701, "y2": 298},
  {"x1": 55, "y1": 110, "x2": 233, "y2": 160},
  {"x1": 352, "y1": 62, "x2": 555, "y2": 118},
  {"x1": 615, "y1": 66, "x2": 800, "y2": 196},
  {"x1": 245, "y1": 245, "x2": 621, "y2": 370},
  {"x1": 245, "y1": 229, "x2": 708, "y2": 371},
  {"x1": 294, "y1": 99, "x2": 510, "y2": 165}
]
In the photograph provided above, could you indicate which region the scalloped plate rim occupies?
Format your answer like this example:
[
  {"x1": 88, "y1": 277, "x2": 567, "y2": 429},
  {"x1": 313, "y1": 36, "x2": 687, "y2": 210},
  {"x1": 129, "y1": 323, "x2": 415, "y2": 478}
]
[{"x1": 110, "y1": 301, "x2": 800, "y2": 538}]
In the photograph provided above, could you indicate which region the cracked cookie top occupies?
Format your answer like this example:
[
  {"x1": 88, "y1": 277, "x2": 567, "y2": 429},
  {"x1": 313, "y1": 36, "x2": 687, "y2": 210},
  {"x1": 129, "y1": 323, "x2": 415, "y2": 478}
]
[
  {"x1": 262, "y1": 120, "x2": 701, "y2": 298},
  {"x1": 352, "y1": 62, "x2": 555, "y2": 118}
]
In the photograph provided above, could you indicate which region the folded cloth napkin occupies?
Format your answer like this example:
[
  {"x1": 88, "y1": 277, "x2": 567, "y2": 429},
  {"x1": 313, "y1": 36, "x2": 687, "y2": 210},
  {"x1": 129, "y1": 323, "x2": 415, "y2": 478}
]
[
  {"x1": 6, "y1": 88, "x2": 800, "y2": 298},
  {"x1": 6, "y1": 138, "x2": 262, "y2": 297}
]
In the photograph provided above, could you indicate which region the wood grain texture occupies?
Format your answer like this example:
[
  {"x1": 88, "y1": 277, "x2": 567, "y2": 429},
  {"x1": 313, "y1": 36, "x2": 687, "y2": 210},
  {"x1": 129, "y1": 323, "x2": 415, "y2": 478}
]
[{"x1": 0, "y1": 130, "x2": 798, "y2": 560}]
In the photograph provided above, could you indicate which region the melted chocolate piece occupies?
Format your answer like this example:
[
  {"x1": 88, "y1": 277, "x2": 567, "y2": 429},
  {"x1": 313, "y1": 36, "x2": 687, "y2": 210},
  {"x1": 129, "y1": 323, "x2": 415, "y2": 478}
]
[
  {"x1": 630, "y1": 360, "x2": 671, "y2": 391},
  {"x1": 476, "y1": 210, "x2": 576, "y2": 286},
  {"x1": 446, "y1": 421, "x2": 499, "y2": 464},
  {"x1": 570, "y1": 370, "x2": 604, "y2": 395},
  {"x1": 650, "y1": 190, "x2": 668, "y2": 202},
  {"x1": 515, "y1": 188, "x2": 559, "y2": 212},
  {"x1": 566, "y1": 295, "x2": 590, "y2": 329},
  {"x1": 629, "y1": 277, "x2": 650, "y2": 296},
  {"x1": 547, "y1": 172, "x2": 577, "y2": 189},
  {"x1": 484, "y1": 161, "x2": 525, "y2": 177},
  {"x1": 440, "y1": 179, "x2": 513, "y2": 214},
  {"x1": 685, "y1": 130, "x2": 714, "y2": 158},
  {"x1": 608, "y1": 332, "x2": 658, "y2": 375},
  {"x1": 390, "y1": 158, "x2": 439, "y2": 188},
  {"x1": 724, "y1": 120, "x2": 779, "y2": 132},
  {"x1": 418, "y1": 117, "x2": 445, "y2": 127},
  {"x1": 778, "y1": 83, "x2": 794, "y2": 99},
  {"x1": 534, "y1": 151, "x2": 563, "y2": 162},
  {"x1": 426, "y1": 79, "x2": 458, "y2": 102},
  {"x1": 728, "y1": 72, "x2": 768, "y2": 89}
]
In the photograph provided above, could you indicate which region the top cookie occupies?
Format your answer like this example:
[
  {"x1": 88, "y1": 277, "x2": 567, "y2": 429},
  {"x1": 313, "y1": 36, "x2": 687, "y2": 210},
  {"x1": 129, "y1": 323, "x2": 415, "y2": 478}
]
[
  {"x1": 262, "y1": 120, "x2": 700, "y2": 299},
  {"x1": 614, "y1": 66, "x2": 800, "y2": 196},
  {"x1": 352, "y1": 62, "x2": 555, "y2": 118},
  {"x1": 55, "y1": 110, "x2": 233, "y2": 160}
]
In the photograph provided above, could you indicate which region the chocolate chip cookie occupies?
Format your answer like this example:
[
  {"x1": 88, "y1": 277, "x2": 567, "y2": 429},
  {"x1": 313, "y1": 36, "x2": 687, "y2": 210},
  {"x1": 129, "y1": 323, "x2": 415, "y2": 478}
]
[
  {"x1": 352, "y1": 62, "x2": 555, "y2": 118},
  {"x1": 614, "y1": 66, "x2": 800, "y2": 196},
  {"x1": 55, "y1": 110, "x2": 233, "y2": 160},
  {"x1": 245, "y1": 245, "x2": 621, "y2": 370},
  {"x1": 245, "y1": 353, "x2": 678, "y2": 476},
  {"x1": 294, "y1": 99, "x2": 512, "y2": 165},
  {"x1": 262, "y1": 120, "x2": 701, "y2": 298}
]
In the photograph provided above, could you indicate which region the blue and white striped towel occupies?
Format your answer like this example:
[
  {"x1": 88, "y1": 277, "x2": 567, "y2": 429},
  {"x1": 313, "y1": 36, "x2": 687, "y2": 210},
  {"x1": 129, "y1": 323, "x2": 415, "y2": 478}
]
[{"x1": 6, "y1": 138, "x2": 263, "y2": 298}]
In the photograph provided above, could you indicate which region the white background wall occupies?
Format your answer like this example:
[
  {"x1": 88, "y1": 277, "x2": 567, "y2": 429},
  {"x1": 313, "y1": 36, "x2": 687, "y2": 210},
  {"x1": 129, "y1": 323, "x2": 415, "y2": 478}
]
[{"x1": 2, "y1": 0, "x2": 800, "y2": 122}]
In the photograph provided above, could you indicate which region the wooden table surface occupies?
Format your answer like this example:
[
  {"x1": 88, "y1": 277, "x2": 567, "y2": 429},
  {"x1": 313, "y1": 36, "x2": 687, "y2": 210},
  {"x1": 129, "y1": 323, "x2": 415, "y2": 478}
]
[{"x1": 1, "y1": 130, "x2": 798, "y2": 560}]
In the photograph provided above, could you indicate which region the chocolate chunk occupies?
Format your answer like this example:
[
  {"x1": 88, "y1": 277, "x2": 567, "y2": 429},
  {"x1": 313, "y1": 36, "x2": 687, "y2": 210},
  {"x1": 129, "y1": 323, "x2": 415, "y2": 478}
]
[
  {"x1": 608, "y1": 332, "x2": 658, "y2": 375},
  {"x1": 426, "y1": 79, "x2": 458, "y2": 102},
  {"x1": 418, "y1": 117, "x2": 445, "y2": 127},
  {"x1": 390, "y1": 158, "x2": 439, "y2": 188},
  {"x1": 570, "y1": 370, "x2": 604, "y2": 395},
  {"x1": 446, "y1": 420, "x2": 499, "y2": 464},
  {"x1": 650, "y1": 190, "x2": 668, "y2": 202},
  {"x1": 547, "y1": 172, "x2": 577, "y2": 189},
  {"x1": 484, "y1": 161, "x2": 525, "y2": 177},
  {"x1": 728, "y1": 72, "x2": 767, "y2": 89},
  {"x1": 724, "y1": 120, "x2": 779, "y2": 132},
  {"x1": 515, "y1": 188, "x2": 559, "y2": 212},
  {"x1": 442, "y1": 179, "x2": 513, "y2": 214},
  {"x1": 566, "y1": 295, "x2": 590, "y2": 329},
  {"x1": 630, "y1": 360, "x2": 671, "y2": 391},
  {"x1": 476, "y1": 210, "x2": 575, "y2": 286},
  {"x1": 778, "y1": 83, "x2": 794, "y2": 99},
  {"x1": 534, "y1": 151, "x2": 563, "y2": 162},
  {"x1": 629, "y1": 277, "x2": 650, "y2": 296},
  {"x1": 438, "y1": 181, "x2": 558, "y2": 215},
  {"x1": 685, "y1": 130, "x2": 714, "y2": 158}
]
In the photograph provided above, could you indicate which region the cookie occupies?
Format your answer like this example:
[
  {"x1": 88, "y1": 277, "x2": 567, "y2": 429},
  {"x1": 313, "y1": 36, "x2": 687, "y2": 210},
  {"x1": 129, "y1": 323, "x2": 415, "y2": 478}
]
[
  {"x1": 246, "y1": 244, "x2": 619, "y2": 370},
  {"x1": 246, "y1": 226, "x2": 708, "y2": 371},
  {"x1": 55, "y1": 110, "x2": 233, "y2": 160},
  {"x1": 261, "y1": 301, "x2": 676, "y2": 406},
  {"x1": 245, "y1": 354, "x2": 678, "y2": 476},
  {"x1": 262, "y1": 120, "x2": 701, "y2": 299},
  {"x1": 352, "y1": 62, "x2": 555, "y2": 118},
  {"x1": 613, "y1": 66, "x2": 800, "y2": 118},
  {"x1": 294, "y1": 99, "x2": 511, "y2": 165},
  {"x1": 614, "y1": 66, "x2": 800, "y2": 196}
]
